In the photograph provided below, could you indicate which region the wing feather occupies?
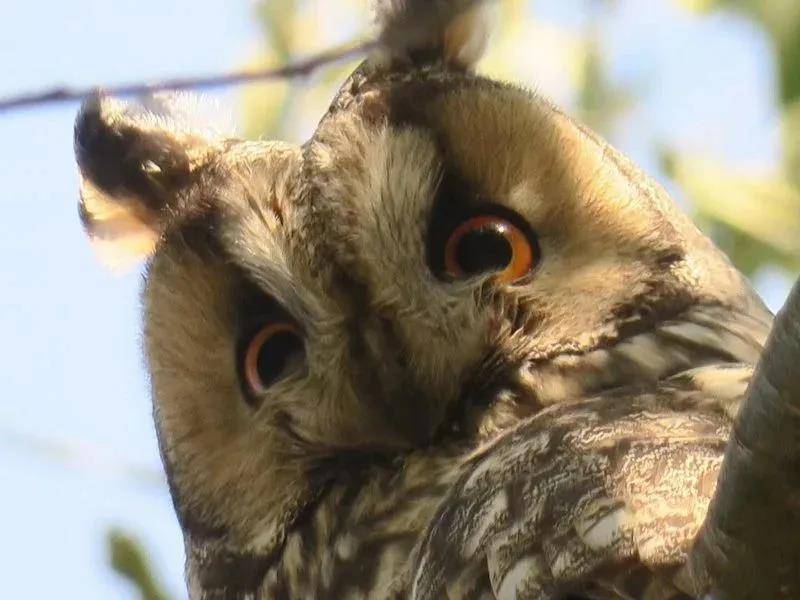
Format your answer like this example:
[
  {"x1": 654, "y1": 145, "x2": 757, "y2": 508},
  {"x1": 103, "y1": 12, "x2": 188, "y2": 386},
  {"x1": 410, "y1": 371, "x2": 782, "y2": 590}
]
[{"x1": 411, "y1": 389, "x2": 730, "y2": 599}]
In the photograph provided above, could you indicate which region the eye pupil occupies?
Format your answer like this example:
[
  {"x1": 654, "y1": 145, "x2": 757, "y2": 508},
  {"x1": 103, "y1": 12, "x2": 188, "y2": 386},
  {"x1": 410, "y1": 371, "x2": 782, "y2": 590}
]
[
  {"x1": 241, "y1": 322, "x2": 304, "y2": 402},
  {"x1": 255, "y1": 330, "x2": 303, "y2": 388},
  {"x1": 441, "y1": 213, "x2": 536, "y2": 283},
  {"x1": 455, "y1": 225, "x2": 513, "y2": 275}
]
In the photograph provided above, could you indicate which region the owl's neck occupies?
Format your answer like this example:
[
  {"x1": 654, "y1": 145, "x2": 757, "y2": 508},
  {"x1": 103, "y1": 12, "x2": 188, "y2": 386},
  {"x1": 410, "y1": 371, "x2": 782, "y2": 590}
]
[
  {"x1": 529, "y1": 303, "x2": 769, "y2": 402},
  {"x1": 183, "y1": 448, "x2": 465, "y2": 599},
  {"x1": 461, "y1": 302, "x2": 772, "y2": 443}
]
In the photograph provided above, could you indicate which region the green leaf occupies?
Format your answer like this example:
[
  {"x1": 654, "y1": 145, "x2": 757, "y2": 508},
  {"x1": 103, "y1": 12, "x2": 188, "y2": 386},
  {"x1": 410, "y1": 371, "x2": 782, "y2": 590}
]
[{"x1": 107, "y1": 528, "x2": 172, "y2": 600}]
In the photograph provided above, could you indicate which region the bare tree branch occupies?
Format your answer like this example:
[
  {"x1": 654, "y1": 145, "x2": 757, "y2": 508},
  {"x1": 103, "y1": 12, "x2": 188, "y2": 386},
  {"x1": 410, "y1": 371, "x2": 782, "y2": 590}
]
[
  {"x1": 689, "y1": 277, "x2": 800, "y2": 598},
  {"x1": 0, "y1": 0, "x2": 494, "y2": 114},
  {"x1": 0, "y1": 39, "x2": 377, "y2": 113}
]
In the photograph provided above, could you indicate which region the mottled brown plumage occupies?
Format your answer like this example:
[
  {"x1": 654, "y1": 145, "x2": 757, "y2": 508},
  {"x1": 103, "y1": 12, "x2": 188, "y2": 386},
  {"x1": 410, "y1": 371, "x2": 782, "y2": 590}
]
[{"x1": 74, "y1": 2, "x2": 773, "y2": 598}]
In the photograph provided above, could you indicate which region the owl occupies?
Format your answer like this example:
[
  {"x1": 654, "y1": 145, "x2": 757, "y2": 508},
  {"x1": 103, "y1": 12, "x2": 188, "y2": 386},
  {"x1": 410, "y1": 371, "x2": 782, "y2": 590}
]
[{"x1": 73, "y1": 2, "x2": 773, "y2": 598}]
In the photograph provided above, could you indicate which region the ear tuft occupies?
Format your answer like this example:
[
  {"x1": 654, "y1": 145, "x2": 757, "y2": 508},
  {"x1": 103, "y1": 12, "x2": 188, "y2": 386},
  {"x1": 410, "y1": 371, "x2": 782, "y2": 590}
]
[
  {"x1": 74, "y1": 93, "x2": 224, "y2": 267},
  {"x1": 373, "y1": 0, "x2": 494, "y2": 70}
]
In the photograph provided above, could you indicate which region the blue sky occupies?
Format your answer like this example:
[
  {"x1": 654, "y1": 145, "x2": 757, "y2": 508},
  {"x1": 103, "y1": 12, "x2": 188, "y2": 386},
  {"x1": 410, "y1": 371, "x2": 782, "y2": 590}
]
[{"x1": 0, "y1": 1, "x2": 792, "y2": 598}]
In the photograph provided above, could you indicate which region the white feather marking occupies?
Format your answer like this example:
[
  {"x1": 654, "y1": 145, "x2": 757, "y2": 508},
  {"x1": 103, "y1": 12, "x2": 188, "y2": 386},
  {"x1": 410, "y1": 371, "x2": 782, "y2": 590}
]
[
  {"x1": 335, "y1": 533, "x2": 357, "y2": 560},
  {"x1": 246, "y1": 519, "x2": 281, "y2": 552},
  {"x1": 464, "y1": 431, "x2": 550, "y2": 492},
  {"x1": 497, "y1": 556, "x2": 539, "y2": 600},
  {"x1": 80, "y1": 178, "x2": 161, "y2": 270},
  {"x1": 576, "y1": 505, "x2": 631, "y2": 551},
  {"x1": 464, "y1": 490, "x2": 508, "y2": 556}
]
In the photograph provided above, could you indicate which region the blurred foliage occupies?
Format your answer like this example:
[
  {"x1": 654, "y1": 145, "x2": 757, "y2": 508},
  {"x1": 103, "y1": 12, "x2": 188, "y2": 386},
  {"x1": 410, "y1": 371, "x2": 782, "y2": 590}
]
[
  {"x1": 576, "y1": 29, "x2": 633, "y2": 134},
  {"x1": 242, "y1": 0, "x2": 364, "y2": 139},
  {"x1": 665, "y1": 151, "x2": 800, "y2": 272},
  {"x1": 108, "y1": 528, "x2": 172, "y2": 600},
  {"x1": 672, "y1": 0, "x2": 800, "y2": 273}
]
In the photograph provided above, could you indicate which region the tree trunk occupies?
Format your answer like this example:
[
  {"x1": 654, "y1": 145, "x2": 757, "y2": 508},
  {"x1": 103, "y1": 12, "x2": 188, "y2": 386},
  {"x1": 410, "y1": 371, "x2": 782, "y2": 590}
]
[{"x1": 689, "y1": 277, "x2": 800, "y2": 598}]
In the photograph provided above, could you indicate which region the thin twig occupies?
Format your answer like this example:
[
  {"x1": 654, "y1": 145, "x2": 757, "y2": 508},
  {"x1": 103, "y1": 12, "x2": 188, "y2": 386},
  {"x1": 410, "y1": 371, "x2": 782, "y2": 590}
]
[
  {"x1": 0, "y1": 0, "x2": 493, "y2": 114},
  {"x1": 1, "y1": 426, "x2": 166, "y2": 488},
  {"x1": 0, "y1": 38, "x2": 377, "y2": 113}
]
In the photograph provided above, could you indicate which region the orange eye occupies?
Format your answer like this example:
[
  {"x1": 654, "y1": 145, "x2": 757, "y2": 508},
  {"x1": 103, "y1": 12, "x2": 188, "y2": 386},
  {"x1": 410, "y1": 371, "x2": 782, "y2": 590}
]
[
  {"x1": 242, "y1": 322, "x2": 303, "y2": 398},
  {"x1": 443, "y1": 215, "x2": 535, "y2": 284}
]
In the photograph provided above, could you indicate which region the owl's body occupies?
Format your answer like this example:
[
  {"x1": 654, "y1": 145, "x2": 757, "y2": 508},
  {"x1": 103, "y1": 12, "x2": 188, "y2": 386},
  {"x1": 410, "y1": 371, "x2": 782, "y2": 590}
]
[
  {"x1": 236, "y1": 366, "x2": 759, "y2": 600},
  {"x1": 75, "y1": 3, "x2": 772, "y2": 598}
]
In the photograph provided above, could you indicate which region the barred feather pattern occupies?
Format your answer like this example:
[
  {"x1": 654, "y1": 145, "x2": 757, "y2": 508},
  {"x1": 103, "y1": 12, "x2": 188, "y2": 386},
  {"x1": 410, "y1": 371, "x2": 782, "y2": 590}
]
[
  {"x1": 246, "y1": 365, "x2": 749, "y2": 600},
  {"x1": 187, "y1": 307, "x2": 765, "y2": 599},
  {"x1": 410, "y1": 387, "x2": 737, "y2": 600}
]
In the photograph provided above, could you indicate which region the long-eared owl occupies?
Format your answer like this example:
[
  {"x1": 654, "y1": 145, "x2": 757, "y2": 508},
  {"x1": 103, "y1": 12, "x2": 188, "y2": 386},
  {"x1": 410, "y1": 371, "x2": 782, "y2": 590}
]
[{"x1": 73, "y1": 1, "x2": 772, "y2": 598}]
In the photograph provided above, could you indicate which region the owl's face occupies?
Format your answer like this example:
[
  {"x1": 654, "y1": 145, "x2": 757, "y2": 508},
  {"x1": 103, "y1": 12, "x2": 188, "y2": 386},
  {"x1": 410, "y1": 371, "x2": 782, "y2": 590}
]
[{"x1": 75, "y1": 37, "x2": 768, "y2": 560}]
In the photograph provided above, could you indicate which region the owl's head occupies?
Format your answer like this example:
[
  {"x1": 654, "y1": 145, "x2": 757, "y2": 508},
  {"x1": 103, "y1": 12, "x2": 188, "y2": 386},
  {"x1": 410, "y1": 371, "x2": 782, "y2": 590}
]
[{"x1": 75, "y1": 1, "x2": 768, "y2": 560}]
